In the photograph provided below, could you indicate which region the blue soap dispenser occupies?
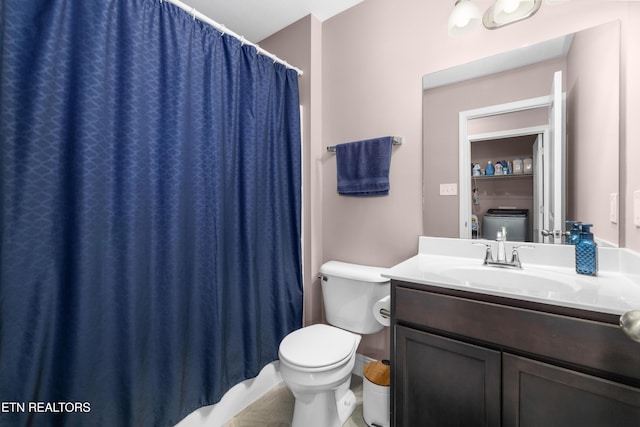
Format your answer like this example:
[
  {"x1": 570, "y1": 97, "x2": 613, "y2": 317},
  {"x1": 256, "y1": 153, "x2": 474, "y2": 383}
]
[
  {"x1": 565, "y1": 221, "x2": 582, "y2": 245},
  {"x1": 575, "y1": 224, "x2": 597, "y2": 276}
]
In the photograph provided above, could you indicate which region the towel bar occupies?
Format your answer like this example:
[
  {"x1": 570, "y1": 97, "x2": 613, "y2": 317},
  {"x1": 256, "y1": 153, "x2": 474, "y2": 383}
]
[{"x1": 326, "y1": 136, "x2": 403, "y2": 153}]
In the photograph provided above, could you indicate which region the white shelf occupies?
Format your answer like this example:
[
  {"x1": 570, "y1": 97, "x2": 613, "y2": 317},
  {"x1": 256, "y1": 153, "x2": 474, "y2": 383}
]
[{"x1": 472, "y1": 173, "x2": 533, "y2": 180}]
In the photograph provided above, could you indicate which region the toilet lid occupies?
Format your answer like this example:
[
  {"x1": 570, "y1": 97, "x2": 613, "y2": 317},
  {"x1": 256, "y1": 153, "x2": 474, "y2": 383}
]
[{"x1": 279, "y1": 324, "x2": 357, "y2": 369}]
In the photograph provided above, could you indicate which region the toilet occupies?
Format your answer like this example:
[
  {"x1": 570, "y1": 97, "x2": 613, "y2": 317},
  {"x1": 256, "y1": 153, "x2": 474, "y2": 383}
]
[{"x1": 278, "y1": 260, "x2": 390, "y2": 427}]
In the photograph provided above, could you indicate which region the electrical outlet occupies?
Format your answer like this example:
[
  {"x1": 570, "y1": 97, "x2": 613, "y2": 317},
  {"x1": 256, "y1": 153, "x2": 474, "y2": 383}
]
[
  {"x1": 635, "y1": 190, "x2": 640, "y2": 227},
  {"x1": 609, "y1": 193, "x2": 618, "y2": 224},
  {"x1": 440, "y1": 183, "x2": 457, "y2": 196}
]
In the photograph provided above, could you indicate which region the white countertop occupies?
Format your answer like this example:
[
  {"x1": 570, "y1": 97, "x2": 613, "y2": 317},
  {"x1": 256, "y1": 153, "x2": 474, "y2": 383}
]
[{"x1": 383, "y1": 237, "x2": 640, "y2": 316}]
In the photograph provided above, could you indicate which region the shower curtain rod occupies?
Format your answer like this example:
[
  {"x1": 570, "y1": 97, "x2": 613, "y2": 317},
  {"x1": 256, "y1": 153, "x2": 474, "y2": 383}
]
[{"x1": 163, "y1": 0, "x2": 303, "y2": 76}]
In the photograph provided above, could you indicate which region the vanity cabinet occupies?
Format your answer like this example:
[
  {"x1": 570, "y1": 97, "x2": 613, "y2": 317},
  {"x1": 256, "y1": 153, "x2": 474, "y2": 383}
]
[
  {"x1": 395, "y1": 325, "x2": 501, "y2": 426},
  {"x1": 503, "y1": 354, "x2": 640, "y2": 425},
  {"x1": 391, "y1": 280, "x2": 640, "y2": 427}
]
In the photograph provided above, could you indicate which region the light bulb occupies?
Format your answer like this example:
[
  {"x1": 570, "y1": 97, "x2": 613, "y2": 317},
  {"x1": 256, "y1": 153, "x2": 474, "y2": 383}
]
[
  {"x1": 503, "y1": 0, "x2": 519, "y2": 14},
  {"x1": 454, "y1": 14, "x2": 470, "y2": 28},
  {"x1": 492, "y1": 0, "x2": 537, "y2": 25},
  {"x1": 448, "y1": 0, "x2": 481, "y2": 36}
]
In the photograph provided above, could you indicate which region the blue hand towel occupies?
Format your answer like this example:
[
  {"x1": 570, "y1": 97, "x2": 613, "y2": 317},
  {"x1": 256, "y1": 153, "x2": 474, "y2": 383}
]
[{"x1": 336, "y1": 136, "x2": 393, "y2": 197}]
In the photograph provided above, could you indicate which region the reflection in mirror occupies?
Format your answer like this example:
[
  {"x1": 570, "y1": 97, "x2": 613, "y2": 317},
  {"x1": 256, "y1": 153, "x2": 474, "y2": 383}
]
[
  {"x1": 422, "y1": 21, "x2": 621, "y2": 247},
  {"x1": 460, "y1": 76, "x2": 565, "y2": 245}
]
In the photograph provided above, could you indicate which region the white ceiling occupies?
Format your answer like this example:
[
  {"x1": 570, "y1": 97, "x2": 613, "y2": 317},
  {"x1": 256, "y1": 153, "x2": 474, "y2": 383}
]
[{"x1": 178, "y1": 0, "x2": 365, "y2": 43}]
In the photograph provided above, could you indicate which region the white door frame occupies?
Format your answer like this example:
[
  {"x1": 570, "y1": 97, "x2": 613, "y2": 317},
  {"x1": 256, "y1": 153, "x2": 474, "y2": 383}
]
[{"x1": 459, "y1": 96, "x2": 552, "y2": 239}]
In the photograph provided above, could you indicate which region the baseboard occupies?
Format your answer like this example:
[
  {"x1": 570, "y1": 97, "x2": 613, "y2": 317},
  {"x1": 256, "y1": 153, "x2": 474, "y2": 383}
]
[{"x1": 353, "y1": 353, "x2": 376, "y2": 377}]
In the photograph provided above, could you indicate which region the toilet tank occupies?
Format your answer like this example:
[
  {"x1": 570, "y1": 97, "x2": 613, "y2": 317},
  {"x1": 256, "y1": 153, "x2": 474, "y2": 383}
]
[{"x1": 319, "y1": 261, "x2": 390, "y2": 334}]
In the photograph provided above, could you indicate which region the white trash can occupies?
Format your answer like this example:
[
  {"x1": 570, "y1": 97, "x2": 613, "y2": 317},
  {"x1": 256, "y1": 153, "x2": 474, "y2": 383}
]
[{"x1": 363, "y1": 360, "x2": 390, "y2": 427}]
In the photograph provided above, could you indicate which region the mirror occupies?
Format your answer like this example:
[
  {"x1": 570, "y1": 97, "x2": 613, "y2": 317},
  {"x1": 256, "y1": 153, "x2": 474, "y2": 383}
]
[{"x1": 422, "y1": 21, "x2": 621, "y2": 247}]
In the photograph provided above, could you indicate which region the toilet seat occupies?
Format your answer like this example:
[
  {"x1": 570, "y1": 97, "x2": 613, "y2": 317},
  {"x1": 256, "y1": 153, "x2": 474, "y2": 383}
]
[{"x1": 279, "y1": 324, "x2": 358, "y2": 369}]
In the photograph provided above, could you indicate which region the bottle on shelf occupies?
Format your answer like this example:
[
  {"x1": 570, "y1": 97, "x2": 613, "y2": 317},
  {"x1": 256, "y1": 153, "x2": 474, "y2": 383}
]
[
  {"x1": 485, "y1": 161, "x2": 494, "y2": 176},
  {"x1": 513, "y1": 158, "x2": 523, "y2": 175},
  {"x1": 495, "y1": 162, "x2": 503, "y2": 175}
]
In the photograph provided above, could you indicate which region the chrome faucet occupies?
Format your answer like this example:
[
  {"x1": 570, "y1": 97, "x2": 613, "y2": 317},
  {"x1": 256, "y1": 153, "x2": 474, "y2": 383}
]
[
  {"x1": 474, "y1": 228, "x2": 531, "y2": 269},
  {"x1": 496, "y1": 227, "x2": 507, "y2": 263}
]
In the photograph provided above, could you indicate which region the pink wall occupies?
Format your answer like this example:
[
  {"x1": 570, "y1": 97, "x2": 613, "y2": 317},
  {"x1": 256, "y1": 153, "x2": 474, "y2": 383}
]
[
  {"x1": 263, "y1": 0, "x2": 640, "y2": 361},
  {"x1": 566, "y1": 21, "x2": 620, "y2": 246},
  {"x1": 621, "y1": 4, "x2": 640, "y2": 249}
]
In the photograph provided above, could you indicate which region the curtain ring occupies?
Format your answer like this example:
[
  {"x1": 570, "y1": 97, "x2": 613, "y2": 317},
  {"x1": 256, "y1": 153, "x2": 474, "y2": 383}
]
[
  {"x1": 219, "y1": 25, "x2": 226, "y2": 38},
  {"x1": 240, "y1": 36, "x2": 246, "y2": 46}
]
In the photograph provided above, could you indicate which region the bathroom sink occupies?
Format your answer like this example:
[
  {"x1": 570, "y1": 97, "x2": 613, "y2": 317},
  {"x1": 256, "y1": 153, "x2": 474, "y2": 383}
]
[
  {"x1": 432, "y1": 265, "x2": 583, "y2": 297},
  {"x1": 384, "y1": 237, "x2": 640, "y2": 315}
]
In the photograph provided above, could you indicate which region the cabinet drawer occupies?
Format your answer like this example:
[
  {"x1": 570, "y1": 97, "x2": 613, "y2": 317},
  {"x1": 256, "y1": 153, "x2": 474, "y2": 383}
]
[{"x1": 393, "y1": 282, "x2": 640, "y2": 385}]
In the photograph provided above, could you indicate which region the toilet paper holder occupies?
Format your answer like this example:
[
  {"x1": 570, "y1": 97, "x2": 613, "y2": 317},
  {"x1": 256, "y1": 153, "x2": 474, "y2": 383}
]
[{"x1": 374, "y1": 296, "x2": 391, "y2": 326}]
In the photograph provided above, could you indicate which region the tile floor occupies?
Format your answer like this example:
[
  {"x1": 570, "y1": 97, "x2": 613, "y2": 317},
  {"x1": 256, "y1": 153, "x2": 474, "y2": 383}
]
[{"x1": 226, "y1": 375, "x2": 369, "y2": 427}]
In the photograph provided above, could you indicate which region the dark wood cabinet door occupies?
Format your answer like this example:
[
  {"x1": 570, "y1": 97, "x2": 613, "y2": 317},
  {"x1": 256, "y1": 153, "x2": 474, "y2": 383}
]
[
  {"x1": 394, "y1": 325, "x2": 501, "y2": 427},
  {"x1": 503, "y1": 353, "x2": 640, "y2": 427}
]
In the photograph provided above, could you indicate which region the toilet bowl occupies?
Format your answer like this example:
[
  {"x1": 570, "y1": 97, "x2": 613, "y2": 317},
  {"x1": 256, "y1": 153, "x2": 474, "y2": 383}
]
[
  {"x1": 278, "y1": 261, "x2": 390, "y2": 427},
  {"x1": 279, "y1": 324, "x2": 362, "y2": 427}
]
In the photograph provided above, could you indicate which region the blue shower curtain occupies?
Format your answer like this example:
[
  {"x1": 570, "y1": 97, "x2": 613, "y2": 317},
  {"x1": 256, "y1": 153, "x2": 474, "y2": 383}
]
[{"x1": 0, "y1": 0, "x2": 302, "y2": 426}]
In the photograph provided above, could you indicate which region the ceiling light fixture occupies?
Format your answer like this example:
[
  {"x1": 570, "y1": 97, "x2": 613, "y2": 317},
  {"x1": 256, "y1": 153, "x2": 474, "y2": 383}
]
[
  {"x1": 448, "y1": 0, "x2": 481, "y2": 36},
  {"x1": 483, "y1": 0, "x2": 542, "y2": 29}
]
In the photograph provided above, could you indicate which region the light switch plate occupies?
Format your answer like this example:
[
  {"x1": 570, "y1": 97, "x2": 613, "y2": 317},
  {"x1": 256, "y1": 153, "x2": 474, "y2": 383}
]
[
  {"x1": 635, "y1": 190, "x2": 640, "y2": 227},
  {"x1": 609, "y1": 193, "x2": 618, "y2": 224},
  {"x1": 440, "y1": 183, "x2": 457, "y2": 196}
]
